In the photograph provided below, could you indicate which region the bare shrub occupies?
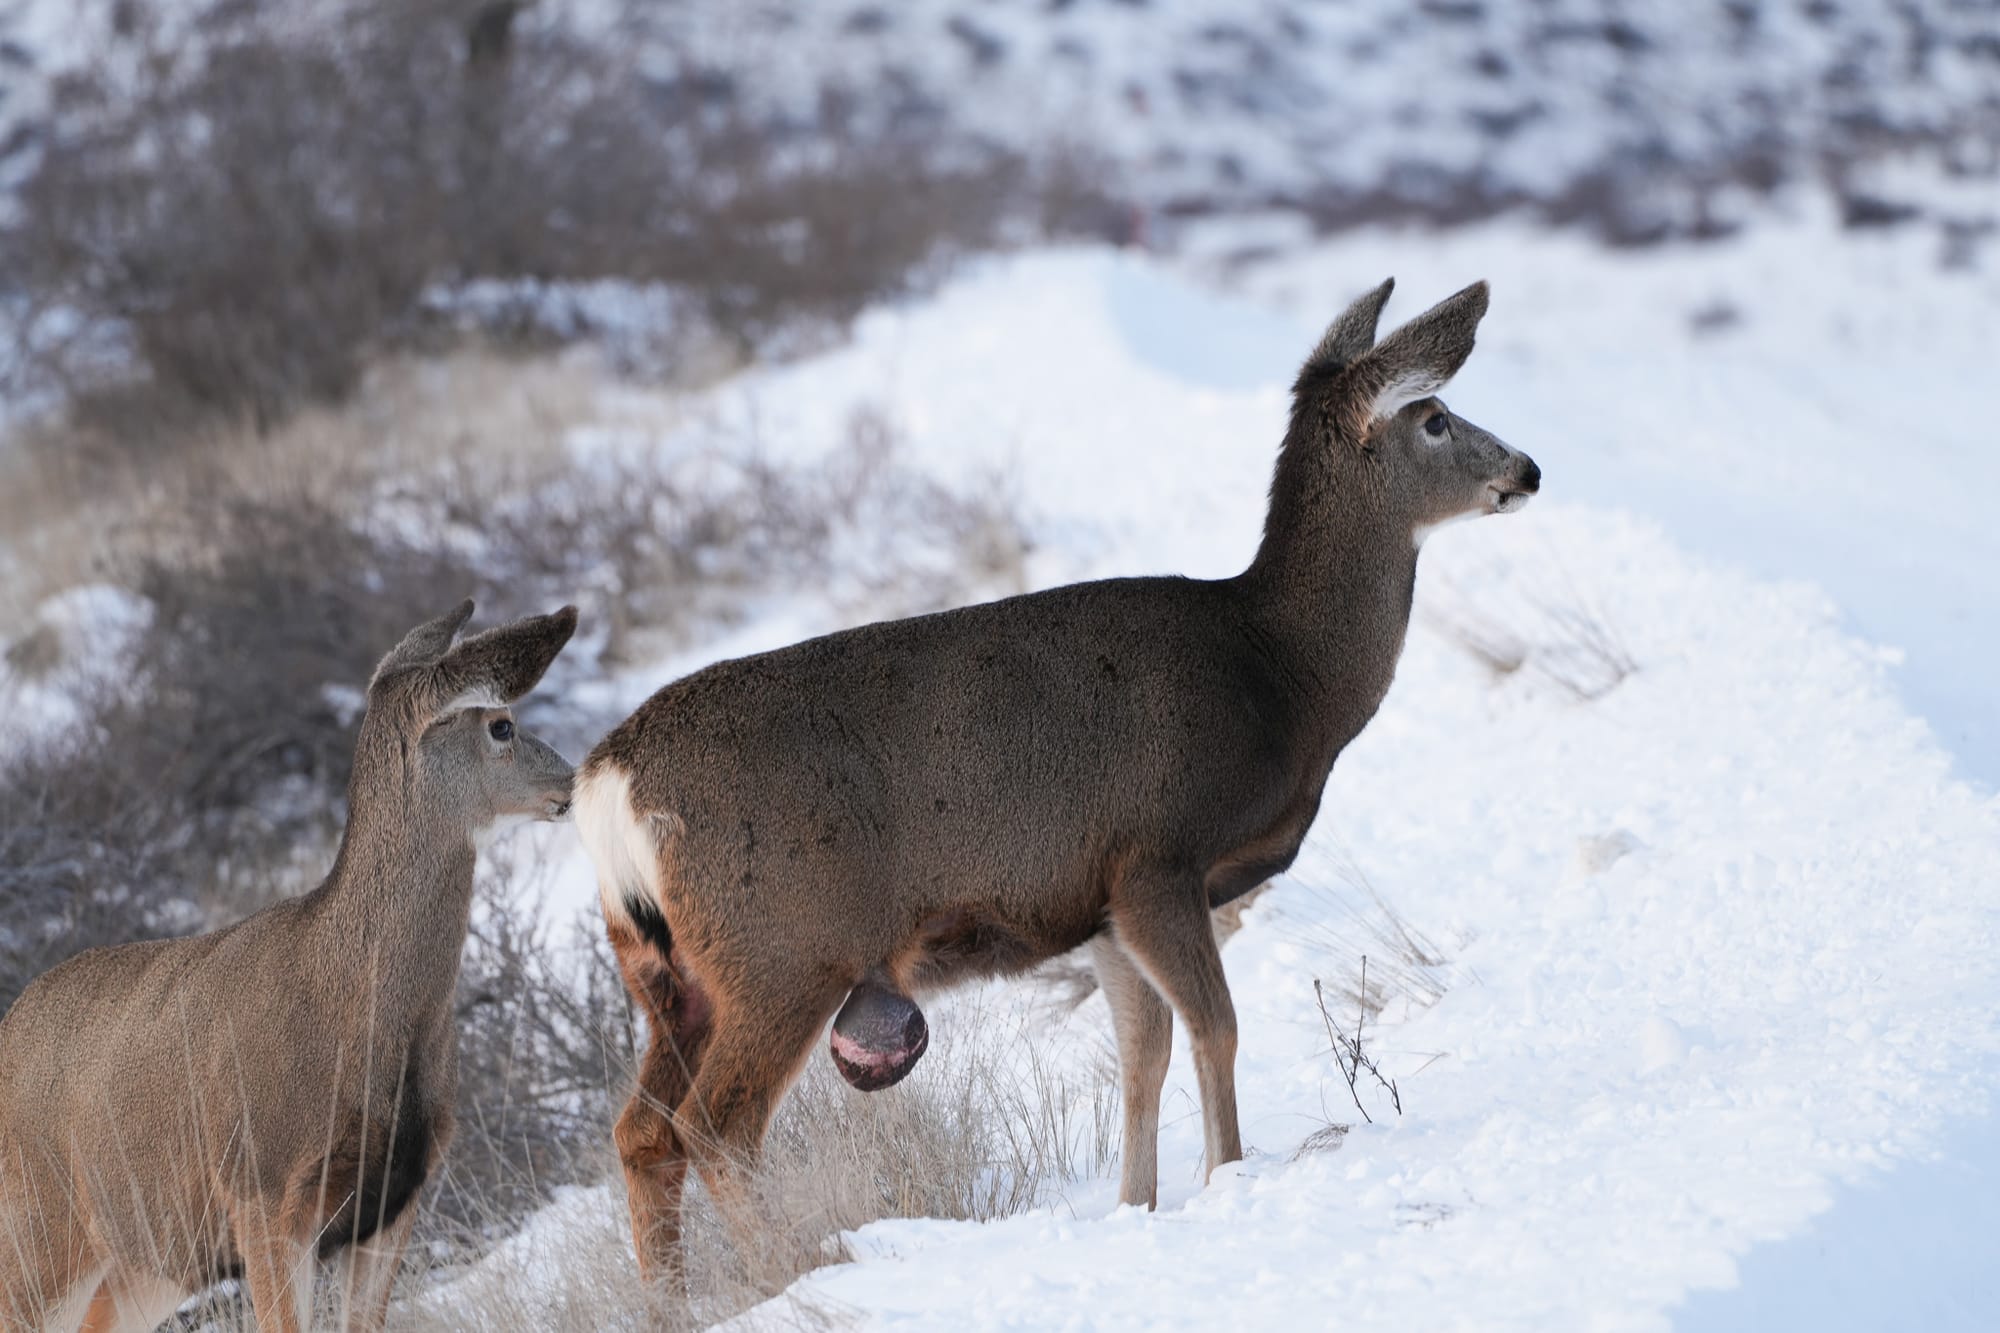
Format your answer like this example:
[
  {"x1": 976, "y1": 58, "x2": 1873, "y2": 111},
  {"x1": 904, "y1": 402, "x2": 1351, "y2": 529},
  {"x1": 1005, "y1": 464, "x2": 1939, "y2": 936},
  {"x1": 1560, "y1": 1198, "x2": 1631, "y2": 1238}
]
[
  {"x1": 0, "y1": 383, "x2": 1036, "y2": 1291},
  {"x1": 5, "y1": 0, "x2": 1098, "y2": 445},
  {"x1": 430, "y1": 850, "x2": 637, "y2": 1251},
  {"x1": 1423, "y1": 564, "x2": 1638, "y2": 702},
  {"x1": 1314, "y1": 968, "x2": 1402, "y2": 1126},
  {"x1": 0, "y1": 724, "x2": 183, "y2": 1016},
  {"x1": 132, "y1": 495, "x2": 480, "y2": 858},
  {"x1": 1, "y1": 365, "x2": 1031, "y2": 959},
  {"x1": 412, "y1": 400, "x2": 1031, "y2": 667}
]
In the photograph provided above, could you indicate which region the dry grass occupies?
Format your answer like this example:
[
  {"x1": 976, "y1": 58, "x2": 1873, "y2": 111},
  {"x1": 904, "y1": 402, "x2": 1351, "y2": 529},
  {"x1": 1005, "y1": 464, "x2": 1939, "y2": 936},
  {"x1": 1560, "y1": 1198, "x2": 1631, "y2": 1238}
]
[
  {"x1": 401, "y1": 998, "x2": 1119, "y2": 1331},
  {"x1": 1261, "y1": 853, "x2": 1462, "y2": 1025},
  {"x1": 65, "y1": 977, "x2": 1103, "y2": 1332},
  {"x1": 1422, "y1": 560, "x2": 1639, "y2": 703},
  {"x1": 1248, "y1": 853, "x2": 1464, "y2": 1139}
]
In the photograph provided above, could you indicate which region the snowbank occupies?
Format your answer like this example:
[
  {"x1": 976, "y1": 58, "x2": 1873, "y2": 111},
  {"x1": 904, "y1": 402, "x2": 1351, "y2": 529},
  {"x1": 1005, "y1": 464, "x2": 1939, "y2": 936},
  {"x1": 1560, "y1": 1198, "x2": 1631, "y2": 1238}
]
[{"x1": 526, "y1": 218, "x2": 1995, "y2": 1329}]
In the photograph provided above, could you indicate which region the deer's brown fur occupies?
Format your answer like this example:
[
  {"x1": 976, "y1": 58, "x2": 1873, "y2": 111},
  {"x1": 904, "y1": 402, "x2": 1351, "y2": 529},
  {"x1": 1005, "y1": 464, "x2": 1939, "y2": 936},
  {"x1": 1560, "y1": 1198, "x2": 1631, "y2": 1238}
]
[
  {"x1": 0, "y1": 603, "x2": 578, "y2": 1333},
  {"x1": 575, "y1": 279, "x2": 1540, "y2": 1280}
]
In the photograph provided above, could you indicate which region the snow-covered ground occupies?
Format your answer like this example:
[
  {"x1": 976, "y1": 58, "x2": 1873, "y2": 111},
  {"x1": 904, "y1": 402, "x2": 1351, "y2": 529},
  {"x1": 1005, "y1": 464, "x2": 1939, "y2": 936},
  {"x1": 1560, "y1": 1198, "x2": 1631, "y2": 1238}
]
[{"x1": 468, "y1": 200, "x2": 2000, "y2": 1329}]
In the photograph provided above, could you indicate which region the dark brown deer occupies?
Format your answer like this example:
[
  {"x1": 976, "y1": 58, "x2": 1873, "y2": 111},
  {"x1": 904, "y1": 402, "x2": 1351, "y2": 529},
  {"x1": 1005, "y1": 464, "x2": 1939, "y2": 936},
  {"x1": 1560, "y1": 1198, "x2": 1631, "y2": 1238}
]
[
  {"x1": 575, "y1": 278, "x2": 1538, "y2": 1280},
  {"x1": 0, "y1": 603, "x2": 577, "y2": 1333}
]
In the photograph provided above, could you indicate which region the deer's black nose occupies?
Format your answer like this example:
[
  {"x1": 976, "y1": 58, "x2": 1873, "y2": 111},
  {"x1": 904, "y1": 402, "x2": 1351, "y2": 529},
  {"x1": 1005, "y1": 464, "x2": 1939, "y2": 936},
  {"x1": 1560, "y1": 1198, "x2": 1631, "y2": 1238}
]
[{"x1": 1517, "y1": 458, "x2": 1542, "y2": 493}]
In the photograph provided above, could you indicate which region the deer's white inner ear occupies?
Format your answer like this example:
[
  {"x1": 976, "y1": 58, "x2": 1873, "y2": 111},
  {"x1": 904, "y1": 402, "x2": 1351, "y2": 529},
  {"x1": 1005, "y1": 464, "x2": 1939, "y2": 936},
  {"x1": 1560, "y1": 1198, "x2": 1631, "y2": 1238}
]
[
  {"x1": 1369, "y1": 368, "x2": 1449, "y2": 423},
  {"x1": 431, "y1": 683, "x2": 505, "y2": 725}
]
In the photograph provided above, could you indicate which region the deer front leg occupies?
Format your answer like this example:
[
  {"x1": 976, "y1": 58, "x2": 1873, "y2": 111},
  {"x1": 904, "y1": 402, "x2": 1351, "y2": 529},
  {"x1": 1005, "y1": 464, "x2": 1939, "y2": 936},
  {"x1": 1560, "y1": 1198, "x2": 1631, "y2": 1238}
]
[
  {"x1": 78, "y1": 1269, "x2": 194, "y2": 1333},
  {"x1": 1107, "y1": 880, "x2": 1243, "y2": 1183},
  {"x1": 233, "y1": 1205, "x2": 315, "y2": 1333},
  {"x1": 1090, "y1": 933, "x2": 1173, "y2": 1210},
  {"x1": 338, "y1": 1205, "x2": 416, "y2": 1332}
]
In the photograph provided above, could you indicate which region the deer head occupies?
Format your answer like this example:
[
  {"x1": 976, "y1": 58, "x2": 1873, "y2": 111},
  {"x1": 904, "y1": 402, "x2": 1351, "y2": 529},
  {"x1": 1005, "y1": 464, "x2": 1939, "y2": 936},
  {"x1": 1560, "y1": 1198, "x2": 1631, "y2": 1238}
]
[
  {"x1": 1283, "y1": 278, "x2": 1540, "y2": 551},
  {"x1": 359, "y1": 600, "x2": 579, "y2": 838}
]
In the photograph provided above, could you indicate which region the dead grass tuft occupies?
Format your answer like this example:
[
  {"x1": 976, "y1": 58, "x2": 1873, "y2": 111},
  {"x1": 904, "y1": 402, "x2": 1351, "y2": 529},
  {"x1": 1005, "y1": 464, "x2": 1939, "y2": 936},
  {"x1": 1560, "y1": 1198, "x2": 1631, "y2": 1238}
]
[
  {"x1": 1423, "y1": 562, "x2": 1638, "y2": 703},
  {"x1": 403, "y1": 998, "x2": 1118, "y2": 1331},
  {"x1": 1264, "y1": 855, "x2": 1461, "y2": 1024}
]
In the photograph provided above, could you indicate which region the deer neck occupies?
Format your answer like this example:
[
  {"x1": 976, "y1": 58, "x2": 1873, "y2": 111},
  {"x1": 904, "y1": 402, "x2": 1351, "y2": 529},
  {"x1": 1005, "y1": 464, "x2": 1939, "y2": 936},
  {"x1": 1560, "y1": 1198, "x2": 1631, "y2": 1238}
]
[
  {"x1": 312, "y1": 786, "x2": 480, "y2": 1030},
  {"x1": 1242, "y1": 471, "x2": 1420, "y2": 756}
]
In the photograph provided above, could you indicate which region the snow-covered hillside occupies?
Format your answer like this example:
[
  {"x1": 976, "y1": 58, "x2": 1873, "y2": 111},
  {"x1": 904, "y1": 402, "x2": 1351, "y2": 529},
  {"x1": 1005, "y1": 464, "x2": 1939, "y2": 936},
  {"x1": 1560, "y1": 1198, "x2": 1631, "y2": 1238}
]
[
  {"x1": 426, "y1": 202, "x2": 2000, "y2": 1330},
  {"x1": 4, "y1": 0, "x2": 1995, "y2": 238},
  {"x1": 628, "y1": 0, "x2": 2000, "y2": 217}
]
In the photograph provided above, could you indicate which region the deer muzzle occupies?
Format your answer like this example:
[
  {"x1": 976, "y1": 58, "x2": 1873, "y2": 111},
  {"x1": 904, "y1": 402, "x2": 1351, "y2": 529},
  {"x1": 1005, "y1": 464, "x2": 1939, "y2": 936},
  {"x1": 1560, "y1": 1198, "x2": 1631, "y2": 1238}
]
[{"x1": 1489, "y1": 454, "x2": 1541, "y2": 513}]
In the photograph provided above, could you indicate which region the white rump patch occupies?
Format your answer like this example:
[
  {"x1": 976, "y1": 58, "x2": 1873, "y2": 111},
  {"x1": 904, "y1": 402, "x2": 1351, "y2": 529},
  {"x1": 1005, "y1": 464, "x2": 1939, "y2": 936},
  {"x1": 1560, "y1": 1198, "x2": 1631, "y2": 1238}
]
[{"x1": 573, "y1": 764, "x2": 665, "y2": 928}]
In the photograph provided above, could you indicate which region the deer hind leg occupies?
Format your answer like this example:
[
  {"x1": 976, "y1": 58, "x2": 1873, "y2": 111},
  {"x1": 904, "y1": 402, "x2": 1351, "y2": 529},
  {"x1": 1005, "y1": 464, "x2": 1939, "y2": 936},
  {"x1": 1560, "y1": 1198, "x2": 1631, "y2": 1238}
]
[
  {"x1": 610, "y1": 923, "x2": 712, "y2": 1287},
  {"x1": 675, "y1": 974, "x2": 852, "y2": 1258},
  {"x1": 1107, "y1": 877, "x2": 1243, "y2": 1184},
  {"x1": 1090, "y1": 933, "x2": 1174, "y2": 1210}
]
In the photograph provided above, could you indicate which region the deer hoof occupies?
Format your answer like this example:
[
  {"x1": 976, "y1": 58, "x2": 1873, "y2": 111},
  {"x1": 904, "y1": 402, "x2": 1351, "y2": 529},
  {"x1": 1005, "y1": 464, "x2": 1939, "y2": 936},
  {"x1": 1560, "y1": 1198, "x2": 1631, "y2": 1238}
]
[{"x1": 830, "y1": 977, "x2": 928, "y2": 1091}]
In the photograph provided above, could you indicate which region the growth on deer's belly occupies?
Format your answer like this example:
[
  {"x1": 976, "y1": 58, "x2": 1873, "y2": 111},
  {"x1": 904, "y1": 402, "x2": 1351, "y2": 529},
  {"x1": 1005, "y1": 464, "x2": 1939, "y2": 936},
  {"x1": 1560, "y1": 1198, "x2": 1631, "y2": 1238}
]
[{"x1": 829, "y1": 973, "x2": 929, "y2": 1090}]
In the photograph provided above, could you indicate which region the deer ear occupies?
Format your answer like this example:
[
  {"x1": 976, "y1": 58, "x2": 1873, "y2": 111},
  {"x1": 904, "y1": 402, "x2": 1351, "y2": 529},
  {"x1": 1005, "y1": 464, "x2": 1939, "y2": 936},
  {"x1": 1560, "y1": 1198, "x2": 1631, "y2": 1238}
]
[
  {"x1": 369, "y1": 599, "x2": 476, "y2": 693},
  {"x1": 1342, "y1": 280, "x2": 1489, "y2": 429},
  {"x1": 427, "y1": 605, "x2": 579, "y2": 716},
  {"x1": 1293, "y1": 277, "x2": 1395, "y2": 398}
]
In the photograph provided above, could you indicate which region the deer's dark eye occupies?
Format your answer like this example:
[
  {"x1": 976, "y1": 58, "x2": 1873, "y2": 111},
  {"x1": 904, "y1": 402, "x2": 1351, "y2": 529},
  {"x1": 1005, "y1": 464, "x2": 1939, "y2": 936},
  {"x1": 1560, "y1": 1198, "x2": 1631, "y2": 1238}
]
[
  {"x1": 1424, "y1": 412, "x2": 1449, "y2": 437},
  {"x1": 488, "y1": 718, "x2": 514, "y2": 742}
]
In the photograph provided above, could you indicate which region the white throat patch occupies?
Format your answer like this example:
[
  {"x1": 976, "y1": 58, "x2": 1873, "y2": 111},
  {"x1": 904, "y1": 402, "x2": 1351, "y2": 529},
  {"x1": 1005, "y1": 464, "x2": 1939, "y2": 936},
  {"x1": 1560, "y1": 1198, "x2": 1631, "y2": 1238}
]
[{"x1": 1413, "y1": 510, "x2": 1479, "y2": 549}]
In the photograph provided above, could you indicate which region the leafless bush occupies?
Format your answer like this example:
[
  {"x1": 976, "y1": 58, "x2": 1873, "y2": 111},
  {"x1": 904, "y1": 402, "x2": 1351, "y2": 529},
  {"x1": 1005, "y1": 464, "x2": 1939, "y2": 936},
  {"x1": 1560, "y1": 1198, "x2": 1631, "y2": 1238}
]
[
  {"x1": 0, "y1": 393, "x2": 1035, "y2": 1294},
  {"x1": 1258, "y1": 861, "x2": 1458, "y2": 1145},
  {"x1": 0, "y1": 724, "x2": 185, "y2": 1015},
  {"x1": 430, "y1": 849, "x2": 638, "y2": 1251},
  {"x1": 1423, "y1": 566, "x2": 1639, "y2": 703},
  {"x1": 412, "y1": 400, "x2": 1030, "y2": 667},
  {"x1": 4, "y1": 0, "x2": 1103, "y2": 445},
  {"x1": 2, "y1": 372, "x2": 1030, "y2": 949},
  {"x1": 136, "y1": 496, "x2": 481, "y2": 852},
  {"x1": 0, "y1": 492, "x2": 483, "y2": 1011}
]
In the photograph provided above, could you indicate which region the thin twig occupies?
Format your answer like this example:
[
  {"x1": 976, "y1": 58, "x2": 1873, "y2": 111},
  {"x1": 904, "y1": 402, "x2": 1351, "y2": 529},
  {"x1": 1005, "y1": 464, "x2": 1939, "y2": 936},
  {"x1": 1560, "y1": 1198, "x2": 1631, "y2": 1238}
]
[{"x1": 1314, "y1": 962, "x2": 1403, "y2": 1124}]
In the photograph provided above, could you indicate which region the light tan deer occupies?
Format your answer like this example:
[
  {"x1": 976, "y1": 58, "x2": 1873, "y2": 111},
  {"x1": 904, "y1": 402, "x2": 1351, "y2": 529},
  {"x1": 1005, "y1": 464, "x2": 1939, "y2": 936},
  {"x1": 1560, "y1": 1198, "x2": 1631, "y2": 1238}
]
[
  {"x1": 0, "y1": 601, "x2": 577, "y2": 1333},
  {"x1": 575, "y1": 278, "x2": 1539, "y2": 1281}
]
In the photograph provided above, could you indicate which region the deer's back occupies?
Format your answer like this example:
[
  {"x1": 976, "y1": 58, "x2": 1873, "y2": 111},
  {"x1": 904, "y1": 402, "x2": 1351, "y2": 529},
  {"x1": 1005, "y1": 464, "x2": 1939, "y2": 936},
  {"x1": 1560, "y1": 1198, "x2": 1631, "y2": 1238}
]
[{"x1": 594, "y1": 575, "x2": 1326, "y2": 983}]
